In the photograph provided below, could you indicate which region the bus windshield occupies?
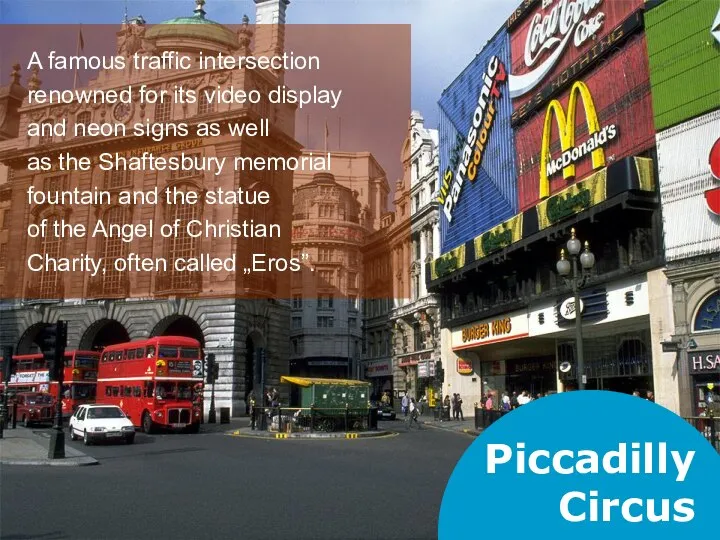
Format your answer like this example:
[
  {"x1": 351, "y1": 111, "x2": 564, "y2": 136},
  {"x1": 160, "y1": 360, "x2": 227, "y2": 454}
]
[
  {"x1": 27, "y1": 395, "x2": 53, "y2": 405},
  {"x1": 74, "y1": 356, "x2": 99, "y2": 368}
]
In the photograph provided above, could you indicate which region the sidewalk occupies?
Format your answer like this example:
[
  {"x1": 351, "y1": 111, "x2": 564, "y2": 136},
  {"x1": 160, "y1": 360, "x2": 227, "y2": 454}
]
[
  {"x1": 0, "y1": 426, "x2": 98, "y2": 466},
  {"x1": 417, "y1": 416, "x2": 480, "y2": 437}
]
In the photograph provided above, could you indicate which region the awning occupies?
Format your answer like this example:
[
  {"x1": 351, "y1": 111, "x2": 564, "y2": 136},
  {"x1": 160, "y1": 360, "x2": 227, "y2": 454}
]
[{"x1": 280, "y1": 376, "x2": 370, "y2": 387}]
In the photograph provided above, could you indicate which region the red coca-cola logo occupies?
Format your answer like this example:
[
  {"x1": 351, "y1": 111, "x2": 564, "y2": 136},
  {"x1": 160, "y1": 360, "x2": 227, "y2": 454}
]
[{"x1": 706, "y1": 138, "x2": 720, "y2": 215}]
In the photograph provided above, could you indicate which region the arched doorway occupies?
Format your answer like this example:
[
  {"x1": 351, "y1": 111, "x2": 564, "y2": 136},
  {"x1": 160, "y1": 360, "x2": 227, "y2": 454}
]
[
  {"x1": 150, "y1": 315, "x2": 204, "y2": 346},
  {"x1": 16, "y1": 323, "x2": 49, "y2": 354},
  {"x1": 79, "y1": 319, "x2": 130, "y2": 351}
]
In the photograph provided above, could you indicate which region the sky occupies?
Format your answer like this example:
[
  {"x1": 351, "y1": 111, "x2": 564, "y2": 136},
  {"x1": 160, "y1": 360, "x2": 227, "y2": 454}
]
[{"x1": 0, "y1": 0, "x2": 519, "y2": 130}]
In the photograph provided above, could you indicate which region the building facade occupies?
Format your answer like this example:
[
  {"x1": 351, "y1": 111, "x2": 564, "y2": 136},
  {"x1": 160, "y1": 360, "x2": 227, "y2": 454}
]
[
  {"x1": 646, "y1": 0, "x2": 720, "y2": 417},
  {"x1": 0, "y1": 0, "x2": 298, "y2": 417},
  {"x1": 289, "y1": 172, "x2": 366, "y2": 379},
  {"x1": 388, "y1": 112, "x2": 442, "y2": 402},
  {"x1": 429, "y1": 0, "x2": 675, "y2": 415}
]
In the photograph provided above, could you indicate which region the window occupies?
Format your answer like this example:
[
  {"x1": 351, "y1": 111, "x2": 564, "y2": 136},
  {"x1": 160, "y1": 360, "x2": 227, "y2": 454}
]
[
  {"x1": 318, "y1": 294, "x2": 334, "y2": 309},
  {"x1": 348, "y1": 295, "x2": 358, "y2": 311},
  {"x1": 164, "y1": 187, "x2": 199, "y2": 286},
  {"x1": 171, "y1": 153, "x2": 203, "y2": 179},
  {"x1": 291, "y1": 339, "x2": 298, "y2": 355},
  {"x1": 318, "y1": 269, "x2": 334, "y2": 286},
  {"x1": 155, "y1": 99, "x2": 172, "y2": 123},
  {"x1": 413, "y1": 273, "x2": 420, "y2": 300},
  {"x1": 99, "y1": 206, "x2": 128, "y2": 294},
  {"x1": 415, "y1": 236, "x2": 421, "y2": 260},
  {"x1": 318, "y1": 248, "x2": 334, "y2": 262},
  {"x1": 0, "y1": 209, "x2": 6, "y2": 229},
  {"x1": 414, "y1": 194, "x2": 420, "y2": 212},
  {"x1": 414, "y1": 324, "x2": 423, "y2": 351},
  {"x1": 349, "y1": 317, "x2": 357, "y2": 328},
  {"x1": 348, "y1": 252, "x2": 358, "y2": 268},
  {"x1": 43, "y1": 174, "x2": 67, "y2": 194},
  {"x1": 319, "y1": 204, "x2": 334, "y2": 218},
  {"x1": 76, "y1": 111, "x2": 91, "y2": 129},
  {"x1": 197, "y1": 87, "x2": 216, "y2": 115},
  {"x1": 347, "y1": 272, "x2": 358, "y2": 289},
  {"x1": 105, "y1": 169, "x2": 131, "y2": 189},
  {"x1": 429, "y1": 180, "x2": 436, "y2": 194},
  {"x1": 292, "y1": 294, "x2": 303, "y2": 309},
  {"x1": 0, "y1": 243, "x2": 6, "y2": 270},
  {"x1": 39, "y1": 120, "x2": 54, "y2": 144},
  {"x1": 292, "y1": 316, "x2": 302, "y2": 329},
  {"x1": 37, "y1": 213, "x2": 62, "y2": 298},
  {"x1": 317, "y1": 316, "x2": 334, "y2": 328}
]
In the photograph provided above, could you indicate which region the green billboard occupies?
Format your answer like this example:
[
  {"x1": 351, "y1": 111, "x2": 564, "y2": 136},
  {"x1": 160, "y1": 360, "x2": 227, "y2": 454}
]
[{"x1": 646, "y1": 0, "x2": 720, "y2": 131}]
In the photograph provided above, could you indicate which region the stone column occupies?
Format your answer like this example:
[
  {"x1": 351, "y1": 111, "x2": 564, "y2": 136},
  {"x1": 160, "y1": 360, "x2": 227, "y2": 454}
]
[
  {"x1": 432, "y1": 219, "x2": 440, "y2": 257},
  {"x1": 419, "y1": 228, "x2": 428, "y2": 297},
  {"x1": 392, "y1": 247, "x2": 399, "y2": 308}
]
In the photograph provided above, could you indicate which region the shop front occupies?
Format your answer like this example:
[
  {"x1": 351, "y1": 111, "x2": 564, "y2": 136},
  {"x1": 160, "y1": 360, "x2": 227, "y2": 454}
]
[
  {"x1": 396, "y1": 350, "x2": 434, "y2": 401},
  {"x1": 364, "y1": 359, "x2": 393, "y2": 403},
  {"x1": 688, "y1": 350, "x2": 720, "y2": 417}
]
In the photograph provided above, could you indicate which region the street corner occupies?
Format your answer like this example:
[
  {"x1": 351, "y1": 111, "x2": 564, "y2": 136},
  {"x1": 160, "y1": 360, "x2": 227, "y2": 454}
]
[
  {"x1": 0, "y1": 436, "x2": 99, "y2": 467},
  {"x1": 227, "y1": 428, "x2": 396, "y2": 440}
]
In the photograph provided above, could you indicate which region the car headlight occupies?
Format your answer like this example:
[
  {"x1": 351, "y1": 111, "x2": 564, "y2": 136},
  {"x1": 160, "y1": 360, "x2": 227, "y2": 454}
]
[
  {"x1": 93, "y1": 427, "x2": 105, "y2": 432},
  {"x1": 121, "y1": 426, "x2": 135, "y2": 431}
]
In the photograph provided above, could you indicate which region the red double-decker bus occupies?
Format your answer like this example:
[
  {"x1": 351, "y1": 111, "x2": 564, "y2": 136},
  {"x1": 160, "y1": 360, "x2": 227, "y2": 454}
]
[
  {"x1": 96, "y1": 336, "x2": 204, "y2": 433},
  {"x1": 0, "y1": 350, "x2": 99, "y2": 417}
]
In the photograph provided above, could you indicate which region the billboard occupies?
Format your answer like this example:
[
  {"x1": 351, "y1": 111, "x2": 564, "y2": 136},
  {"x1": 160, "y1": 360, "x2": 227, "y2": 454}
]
[
  {"x1": 656, "y1": 110, "x2": 720, "y2": 262},
  {"x1": 514, "y1": 35, "x2": 655, "y2": 212},
  {"x1": 437, "y1": 29, "x2": 518, "y2": 254},
  {"x1": 508, "y1": 0, "x2": 644, "y2": 125},
  {"x1": 646, "y1": 0, "x2": 720, "y2": 131}
]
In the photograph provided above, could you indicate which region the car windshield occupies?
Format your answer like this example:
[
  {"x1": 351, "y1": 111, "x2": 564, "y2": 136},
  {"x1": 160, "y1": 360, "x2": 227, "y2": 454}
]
[
  {"x1": 87, "y1": 407, "x2": 125, "y2": 419},
  {"x1": 27, "y1": 395, "x2": 52, "y2": 404}
]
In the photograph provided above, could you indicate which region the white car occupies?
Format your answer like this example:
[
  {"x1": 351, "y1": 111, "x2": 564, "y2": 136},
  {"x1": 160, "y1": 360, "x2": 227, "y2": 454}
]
[{"x1": 69, "y1": 404, "x2": 136, "y2": 445}]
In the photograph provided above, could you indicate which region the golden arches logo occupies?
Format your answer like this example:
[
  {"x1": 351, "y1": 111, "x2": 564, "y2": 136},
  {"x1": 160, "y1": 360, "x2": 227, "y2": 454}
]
[{"x1": 539, "y1": 81, "x2": 608, "y2": 199}]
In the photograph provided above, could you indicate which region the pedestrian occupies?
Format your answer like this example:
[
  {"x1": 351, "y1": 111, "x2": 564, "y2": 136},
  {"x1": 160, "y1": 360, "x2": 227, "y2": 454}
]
[
  {"x1": 401, "y1": 392, "x2": 409, "y2": 417},
  {"x1": 646, "y1": 391, "x2": 655, "y2": 402},
  {"x1": 485, "y1": 393, "x2": 493, "y2": 411},
  {"x1": 456, "y1": 394, "x2": 464, "y2": 420},
  {"x1": 451, "y1": 393, "x2": 458, "y2": 420},
  {"x1": 511, "y1": 391, "x2": 519, "y2": 409},
  {"x1": 443, "y1": 394, "x2": 450, "y2": 421},
  {"x1": 501, "y1": 392, "x2": 511, "y2": 412},
  {"x1": 381, "y1": 391, "x2": 390, "y2": 406},
  {"x1": 408, "y1": 398, "x2": 421, "y2": 429},
  {"x1": 248, "y1": 391, "x2": 256, "y2": 430},
  {"x1": 517, "y1": 390, "x2": 531, "y2": 405}
]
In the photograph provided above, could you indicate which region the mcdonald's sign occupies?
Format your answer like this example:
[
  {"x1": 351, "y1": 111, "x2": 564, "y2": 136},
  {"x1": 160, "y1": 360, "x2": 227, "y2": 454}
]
[{"x1": 539, "y1": 81, "x2": 617, "y2": 199}]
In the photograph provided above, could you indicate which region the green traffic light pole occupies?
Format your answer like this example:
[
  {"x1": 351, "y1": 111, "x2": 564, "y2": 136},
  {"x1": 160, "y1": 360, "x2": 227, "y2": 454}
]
[{"x1": 48, "y1": 321, "x2": 68, "y2": 459}]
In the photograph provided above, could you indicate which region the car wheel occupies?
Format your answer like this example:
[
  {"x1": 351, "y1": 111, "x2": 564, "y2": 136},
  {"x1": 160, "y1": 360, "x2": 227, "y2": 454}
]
[
  {"x1": 69, "y1": 425, "x2": 77, "y2": 441},
  {"x1": 142, "y1": 412, "x2": 154, "y2": 434},
  {"x1": 83, "y1": 430, "x2": 92, "y2": 446}
]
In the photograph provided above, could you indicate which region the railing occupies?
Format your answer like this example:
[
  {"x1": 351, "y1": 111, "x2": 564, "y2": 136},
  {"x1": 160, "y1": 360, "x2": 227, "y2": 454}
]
[
  {"x1": 474, "y1": 407, "x2": 510, "y2": 431},
  {"x1": 252, "y1": 406, "x2": 378, "y2": 433},
  {"x1": 683, "y1": 416, "x2": 719, "y2": 453}
]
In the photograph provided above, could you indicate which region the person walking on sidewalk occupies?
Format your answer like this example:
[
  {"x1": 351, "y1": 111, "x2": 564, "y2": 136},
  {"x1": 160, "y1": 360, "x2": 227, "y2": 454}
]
[
  {"x1": 401, "y1": 393, "x2": 409, "y2": 417},
  {"x1": 456, "y1": 394, "x2": 464, "y2": 421}
]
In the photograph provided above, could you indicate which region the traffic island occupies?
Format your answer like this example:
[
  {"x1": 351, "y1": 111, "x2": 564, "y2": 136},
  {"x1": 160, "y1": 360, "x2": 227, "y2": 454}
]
[
  {"x1": 228, "y1": 427, "x2": 395, "y2": 439},
  {"x1": 0, "y1": 427, "x2": 98, "y2": 466}
]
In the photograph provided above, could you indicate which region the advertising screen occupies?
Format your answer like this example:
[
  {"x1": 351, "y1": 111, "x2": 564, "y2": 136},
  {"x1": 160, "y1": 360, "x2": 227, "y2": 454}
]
[
  {"x1": 514, "y1": 35, "x2": 655, "y2": 212},
  {"x1": 508, "y1": 0, "x2": 643, "y2": 123},
  {"x1": 646, "y1": 0, "x2": 720, "y2": 131},
  {"x1": 437, "y1": 30, "x2": 518, "y2": 254}
]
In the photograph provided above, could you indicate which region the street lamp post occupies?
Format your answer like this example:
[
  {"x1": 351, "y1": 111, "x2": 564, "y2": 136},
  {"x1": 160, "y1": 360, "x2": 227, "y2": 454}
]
[{"x1": 556, "y1": 228, "x2": 596, "y2": 391}]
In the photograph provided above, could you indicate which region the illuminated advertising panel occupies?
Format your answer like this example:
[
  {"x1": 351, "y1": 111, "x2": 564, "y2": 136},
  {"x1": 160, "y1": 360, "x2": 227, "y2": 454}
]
[
  {"x1": 646, "y1": 0, "x2": 720, "y2": 131},
  {"x1": 514, "y1": 35, "x2": 655, "y2": 212},
  {"x1": 508, "y1": 0, "x2": 644, "y2": 125},
  {"x1": 437, "y1": 30, "x2": 517, "y2": 254}
]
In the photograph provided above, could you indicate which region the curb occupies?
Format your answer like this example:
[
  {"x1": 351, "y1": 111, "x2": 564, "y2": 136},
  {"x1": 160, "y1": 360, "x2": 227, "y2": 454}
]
[
  {"x1": 420, "y1": 422, "x2": 481, "y2": 437},
  {"x1": 228, "y1": 430, "x2": 395, "y2": 440},
  {"x1": 1, "y1": 456, "x2": 99, "y2": 467}
]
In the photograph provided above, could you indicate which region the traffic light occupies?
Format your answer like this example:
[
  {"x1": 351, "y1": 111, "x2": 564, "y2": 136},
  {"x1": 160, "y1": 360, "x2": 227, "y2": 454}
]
[
  {"x1": 2, "y1": 346, "x2": 14, "y2": 382},
  {"x1": 206, "y1": 353, "x2": 217, "y2": 384},
  {"x1": 435, "y1": 360, "x2": 445, "y2": 384},
  {"x1": 38, "y1": 321, "x2": 67, "y2": 382}
]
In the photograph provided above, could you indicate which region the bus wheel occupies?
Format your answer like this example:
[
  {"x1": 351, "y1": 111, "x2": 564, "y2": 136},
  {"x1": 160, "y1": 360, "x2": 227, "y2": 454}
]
[{"x1": 142, "y1": 412, "x2": 154, "y2": 434}]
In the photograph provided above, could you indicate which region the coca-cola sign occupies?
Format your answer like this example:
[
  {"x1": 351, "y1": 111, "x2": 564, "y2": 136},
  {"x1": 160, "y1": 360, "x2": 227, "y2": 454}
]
[{"x1": 509, "y1": 0, "x2": 642, "y2": 107}]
